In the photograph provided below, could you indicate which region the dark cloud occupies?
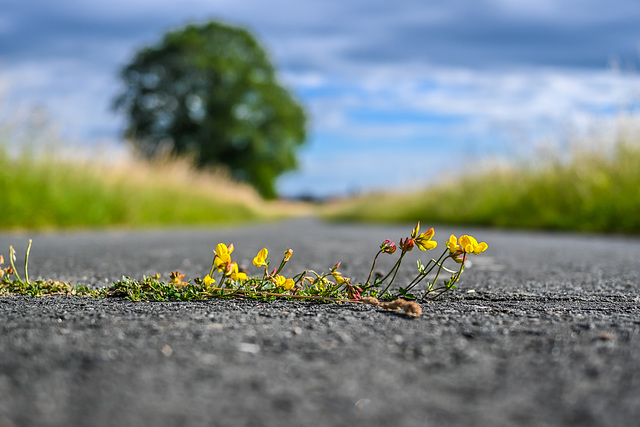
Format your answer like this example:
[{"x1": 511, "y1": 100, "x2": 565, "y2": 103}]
[
  {"x1": 3, "y1": 0, "x2": 639, "y2": 72},
  {"x1": 1, "y1": 1, "x2": 206, "y2": 63},
  {"x1": 324, "y1": 0, "x2": 640, "y2": 70}
]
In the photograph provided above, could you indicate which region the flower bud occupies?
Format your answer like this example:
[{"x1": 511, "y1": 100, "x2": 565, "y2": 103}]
[
  {"x1": 382, "y1": 241, "x2": 397, "y2": 254},
  {"x1": 225, "y1": 262, "x2": 239, "y2": 276},
  {"x1": 453, "y1": 254, "x2": 467, "y2": 264},
  {"x1": 411, "y1": 221, "x2": 420, "y2": 239},
  {"x1": 169, "y1": 271, "x2": 186, "y2": 284},
  {"x1": 399, "y1": 238, "x2": 415, "y2": 252},
  {"x1": 346, "y1": 284, "x2": 362, "y2": 300}
]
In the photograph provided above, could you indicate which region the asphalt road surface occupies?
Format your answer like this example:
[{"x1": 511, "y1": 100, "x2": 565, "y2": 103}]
[{"x1": 1, "y1": 218, "x2": 639, "y2": 427}]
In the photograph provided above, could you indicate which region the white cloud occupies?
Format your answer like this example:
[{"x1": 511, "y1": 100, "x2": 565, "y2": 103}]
[{"x1": 295, "y1": 64, "x2": 640, "y2": 137}]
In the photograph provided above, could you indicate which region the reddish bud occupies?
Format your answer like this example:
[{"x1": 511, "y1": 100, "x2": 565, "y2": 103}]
[
  {"x1": 346, "y1": 284, "x2": 362, "y2": 300},
  {"x1": 399, "y1": 238, "x2": 415, "y2": 252},
  {"x1": 381, "y1": 240, "x2": 397, "y2": 254},
  {"x1": 453, "y1": 254, "x2": 467, "y2": 264}
]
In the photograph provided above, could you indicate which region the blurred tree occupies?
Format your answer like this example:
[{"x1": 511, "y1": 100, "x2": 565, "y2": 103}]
[{"x1": 114, "y1": 21, "x2": 307, "y2": 198}]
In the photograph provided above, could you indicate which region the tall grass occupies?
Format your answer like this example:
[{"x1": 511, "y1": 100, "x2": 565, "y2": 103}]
[
  {"x1": 0, "y1": 104, "x2": 308, "y2": 230},
  {"x1": 326, "y1": 118, "x2": 640, "y2": 233},
  {"x1": 0, "y1": 144, "x2": 277, "y2": 229}
]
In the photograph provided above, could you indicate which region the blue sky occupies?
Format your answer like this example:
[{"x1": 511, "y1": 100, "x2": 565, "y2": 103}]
[{"x1": 2, "y1": 0, "x2": 640, "y2": 197}]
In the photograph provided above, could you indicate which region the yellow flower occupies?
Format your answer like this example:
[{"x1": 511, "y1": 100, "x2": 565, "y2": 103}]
[
  {"x1": 284, "y1": 249, "x2": 293, "y2": 262},
  {"x1": 446, "y1": 235, "x2": 462, "y2": 254},
  {"x1": 214, "y1": 243, "x2": 233, "y2": 271},
  {"x1": 458, "y1": 235, "x2": 488, "y2": 255},
  {"x1": 253, "y1": 248, "x2": 268, "y2": 267},
  {"x1": 217, "y1": 243, "x2": 233, "y2": 258},
  {"x1": 331, "y1": 271, "x2": 350, "y2": 285},
  {"x1": 283, "y1": 278, "x2": 295, "y2": 290},
  {"x1": 169, "y1": 271, "x2": 186, "y2": 285},
  {"x1": 272, "y1": 274, "x2": 294, "y2": 290},
  {"x1": 232, "y1": 271, "x2": 248, "y2": 281},
  {"x1": 203, "y1": 274, "x2": 215, "y2": 286},
  {"x1": 415, "y1": 227, "x2": 437, "y2": 251},
  {"x1": 226, "y1": 262, "x2": 248, "y2": 281},
  {"x1": 313, "y1": 277, "x2": 327, "y2": 292}
]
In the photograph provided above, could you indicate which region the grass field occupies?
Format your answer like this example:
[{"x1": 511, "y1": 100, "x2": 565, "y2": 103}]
[
  {"x1": 0, "y1": 139, "x2": 308, "y2": 230},
  {"x1": 326, "y1": 118, "x2": 640, "y2": 234},
  {"x1": 4, "y1": 109, "x2": 639, "y2": 233}
]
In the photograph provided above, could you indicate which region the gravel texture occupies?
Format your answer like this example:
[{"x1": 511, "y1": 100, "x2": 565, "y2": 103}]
[{"x1": 1, "y1": 218, "x2": 640, "y2": 426}]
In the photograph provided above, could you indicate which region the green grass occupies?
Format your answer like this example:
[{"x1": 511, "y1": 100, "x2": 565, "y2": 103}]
[
  {"x1": 0, "y1": 143, "x2": 278, "y2": 229},
  {"x1": 326, "y1": 135, "x2": 640, "y2": 233}
]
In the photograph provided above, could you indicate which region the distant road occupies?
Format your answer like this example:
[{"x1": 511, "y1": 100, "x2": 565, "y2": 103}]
[{"x1": 1, "y1": 219, "x2": 640, "y2": 426}]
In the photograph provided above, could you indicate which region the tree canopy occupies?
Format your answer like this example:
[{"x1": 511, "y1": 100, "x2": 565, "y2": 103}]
[{"x1": 114, "y1": 21, "x2": 307, "y2": 198}]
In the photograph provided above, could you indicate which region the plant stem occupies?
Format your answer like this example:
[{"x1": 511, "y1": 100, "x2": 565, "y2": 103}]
[
  {"x1": 207, "y1": 286, "x2": 360, "y2": 303},
  {"x1": 275, "y1": 256, "x2": 289, "y2": 275},
  {"x1": 9, "y1": 246, "x2": 22, "y2": 283},
  {"x1": 208, "y1": 255, "x2": 217, "y2": 278},
  {"x1": 25, "y1": 239, "x2": 32, "y2": 284},
  {"x1": 378, "y1": 251, "x2": 406, "y2": 297},
  {"x1": 407, "y1": 250, "x2": 447, "y2": 291},
  {"x1": 424, "y1": 257, "x2": 465, "y2": 300},
  {"x1": 378, "y1": 253, "x2": 403, "y2": 284},
  {"x1": 404, "y1": 250, "x2": 447, "y2": 292},
  {"x1": 365, "y1": 250, "x2": 383, "y2": 286}
]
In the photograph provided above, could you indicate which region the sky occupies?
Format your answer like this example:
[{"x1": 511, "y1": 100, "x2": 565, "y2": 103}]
[{"x1": 2, "y1": 0, "x2": 640, "y2": 197}]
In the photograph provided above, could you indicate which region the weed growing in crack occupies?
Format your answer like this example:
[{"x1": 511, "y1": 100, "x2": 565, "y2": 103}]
[
  {"x1": 1, "y1": 240, "x2": 104, "y2": 298},
  {"x1": 1, "y1": 221, "x2": 488, "y2": 317}
]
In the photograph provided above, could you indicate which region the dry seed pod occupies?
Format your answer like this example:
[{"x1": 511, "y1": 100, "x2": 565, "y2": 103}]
[{"x1": 379, "y1": 299, "x2": 422, "y2": 317}]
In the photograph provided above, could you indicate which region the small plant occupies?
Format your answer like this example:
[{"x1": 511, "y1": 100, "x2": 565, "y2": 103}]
[
  {"x1": 0, "y1": 240, "x2": 102, "y2": 297},
  {"x1": 192, "y1": 221, "x2": 487, "y2": 305},
  {"x1": 1, "y1": 221, "x2": 488, "y2": 317}
]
